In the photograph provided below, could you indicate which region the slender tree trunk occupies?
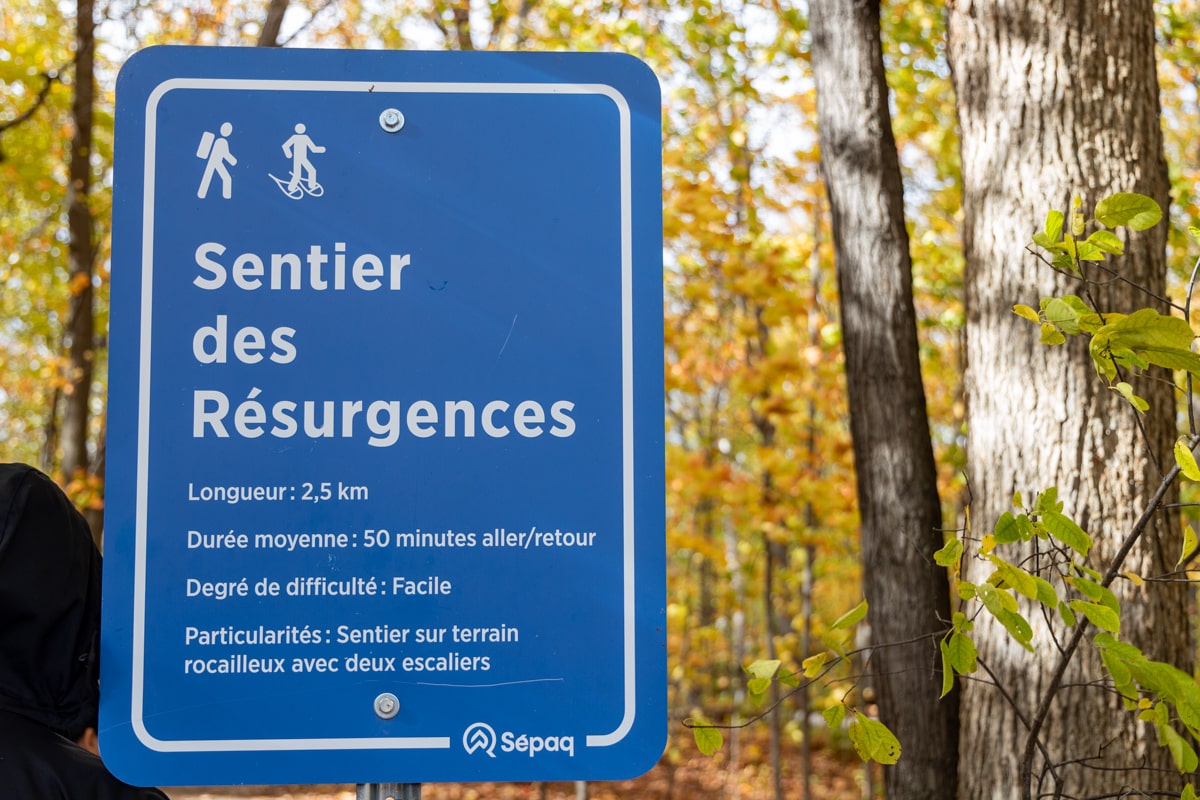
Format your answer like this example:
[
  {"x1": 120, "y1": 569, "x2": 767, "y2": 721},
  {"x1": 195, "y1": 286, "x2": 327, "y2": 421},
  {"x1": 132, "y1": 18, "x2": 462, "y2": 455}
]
[
  {"x1": 724, "y1": 520, "x2": 746, "y2": 800},
  {"x1": 948, "y1": 1, "x2": 1191, "y2": 796},
  {"x1": 798, "y1": 540, "x2": 815, "y2": 800},
  {"x1": 809, "y1": 1, "x2": 958, "y2": 797},
  {"x1": 762, "y1": 529, "x2": 784, "y2": 800},
  {"x1": 257, "y1": 0, "x2": 290, "y2": 46},
  {"x1": 62, "y1": 0, "x2": 97, "y2": 542}
]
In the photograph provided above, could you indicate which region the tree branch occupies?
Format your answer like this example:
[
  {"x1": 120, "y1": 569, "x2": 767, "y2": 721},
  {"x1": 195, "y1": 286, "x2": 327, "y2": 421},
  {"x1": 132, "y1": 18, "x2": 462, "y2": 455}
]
[
  {"x1": 0, "y1": 71, "x2": 59, "y2": 162},
  {"x1": 257, "y1": 0, "x2": 290, "y2": 46},
  {"x1": 1019, "y1": 442, "x2": 1196, "y2": 800}
]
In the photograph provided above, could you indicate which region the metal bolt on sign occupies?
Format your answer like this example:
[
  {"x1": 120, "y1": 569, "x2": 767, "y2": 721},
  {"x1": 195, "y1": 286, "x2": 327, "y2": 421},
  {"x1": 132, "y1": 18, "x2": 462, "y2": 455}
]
[
  {"x1": 373, "y1": 692, "x2": 399, "y2": 719},
  {"x1": 379, "y1": 108, "x2": 405, "y2": 133}
]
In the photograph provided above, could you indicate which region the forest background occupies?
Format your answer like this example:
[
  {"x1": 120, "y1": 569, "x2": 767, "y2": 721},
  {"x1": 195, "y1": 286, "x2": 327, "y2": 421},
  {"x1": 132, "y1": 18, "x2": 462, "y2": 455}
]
[{"x1": 6, "y1": 0, "x2": 1200, "y2": 798}]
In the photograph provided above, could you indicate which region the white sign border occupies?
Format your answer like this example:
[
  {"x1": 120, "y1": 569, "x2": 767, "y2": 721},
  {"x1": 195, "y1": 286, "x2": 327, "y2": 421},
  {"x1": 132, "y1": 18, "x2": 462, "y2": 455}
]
[{"x1": 133, "y1": 77, "x2": 637, "y2": 753}]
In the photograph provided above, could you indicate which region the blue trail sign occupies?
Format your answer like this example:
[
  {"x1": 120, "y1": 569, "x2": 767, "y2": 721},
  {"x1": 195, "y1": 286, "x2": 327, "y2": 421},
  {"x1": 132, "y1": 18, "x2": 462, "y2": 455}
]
[{"x1": 100, "y1": 46, "x2": 664, "y2": 786}]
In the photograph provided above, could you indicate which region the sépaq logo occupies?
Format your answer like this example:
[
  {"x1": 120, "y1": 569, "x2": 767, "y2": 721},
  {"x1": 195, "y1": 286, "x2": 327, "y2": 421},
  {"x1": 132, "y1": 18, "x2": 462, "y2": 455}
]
[
  {"x1": 463, "y1": 722, "x2": 497, "y2": 757},
  {"x1": 462, "y1": 722, "x2": 576, "y2": 758}
]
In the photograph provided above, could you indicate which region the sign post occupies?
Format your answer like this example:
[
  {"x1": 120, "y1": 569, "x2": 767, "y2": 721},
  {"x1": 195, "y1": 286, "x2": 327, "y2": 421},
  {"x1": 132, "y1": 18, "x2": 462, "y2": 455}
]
[
  {"x1": 357, "y1": 784, "x2": 419, "y2": 800},
  {"x1": 101, "y1": 47, "x2": 664, "y2": 786}
]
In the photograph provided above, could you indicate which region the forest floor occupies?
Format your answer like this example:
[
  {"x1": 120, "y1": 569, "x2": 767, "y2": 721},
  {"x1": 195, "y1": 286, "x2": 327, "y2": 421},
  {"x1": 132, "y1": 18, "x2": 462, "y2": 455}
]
[{"x1": 165, "y1": 738, "x2": 871, "y2": 800}]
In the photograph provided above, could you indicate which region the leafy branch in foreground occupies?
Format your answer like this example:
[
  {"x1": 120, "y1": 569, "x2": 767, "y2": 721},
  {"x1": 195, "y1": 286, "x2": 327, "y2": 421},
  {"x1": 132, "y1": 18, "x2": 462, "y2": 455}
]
[
  {"x1": 1019, "y1": 193, "x2": 1200, "y2": 414},
  {"x1": 686, "y1": 597, "x2": 901, "y2": 766}
]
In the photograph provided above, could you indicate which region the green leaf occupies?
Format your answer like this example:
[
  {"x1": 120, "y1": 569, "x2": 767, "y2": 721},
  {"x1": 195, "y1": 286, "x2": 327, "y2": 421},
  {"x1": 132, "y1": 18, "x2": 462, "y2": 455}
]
[
  {"x1": 1071, "y1": 600, "x2": 1121, "y2": 633},
  {"x1": 1070, "y1": 576, "x2": 1120, "y2": 613},
  {"x1": 1075, "y1": 240, "x2": 1105, "y2": 261},
  {"x1": 1085, "y1": 228, "x2": 1125, "y2": 255},
  {"x1": 1094, "y1": 192, "x2": 1163, "y2": 231},
  {"x1": 1043, "y1": 209, "x2": 1064, "y2": 242},
  {"x1": 1093, "y1": 631, "x2": 1142, "y2": 660},
  {"x1": 747, "y1": 677, "x2": 771, "y2": 697},
  {"x1": 1031, "y1": 232, "x2": 1055, "y2": 250},
  {"x1": 823, "y1": 704, "x2": 846, "y2": 729},
  {"x1": 994, "y1": 512, "x2": 1022, "y2": 544},
  {"x1": 831, "y1": 599, "x2": 868, "y2": 631},
  {"x1": 1051, "y1": 252, "x2": 1081, "y2": 277},
  {"x1": 692, "y1": 723, "x2": 723, "y2": 756},
  {"x1": 939, "y1": 638, "x2": 955, "y2": 698},
  {"x1": 945, "y1": 631, "x2": 978, "y2": 675},
  {"x1": 1099, "y1": 646, "x2": 1136, "y2": 703},
  {"x1": 777, "y1": 669, "x2": 800, "y2": 688},
  {"x1": 988, "y1": 555, "x2": 1039, "y2": 601},
  {"x1": 1042, "y1": 297, "x2": 1082, "y2": 335},
  {"x1": 1091, "y1": 308, "x2": 1200, "y2": 381},
  {"x1": 1181, "y1": 783, "x2": 1196, "y2": 800},
  {"x1": 1114, "y1": 382, "x2": 1149, "y2": 413},
  {"x1": 1033, "y1": 575, "x2": 1058, "y2": 608},
  {"x1": 1176, "y1": 440, "x2": 1200, "y2": 481},
  {"x1": 1059, "y1": 601, "x2": 1077, "y2": 627},
  {"x1": 1179, "y1": 525, "x2": 1197, "y2": 568},
  {"x1": 1160, "y1": 723, "x2": 1199, "y2": 773},
  {"x1": 1013, "y1": 304, "x2": 1041, "y2": 323},
  {"x1": 1033, "y1": 487, "x2": 1062, "y2": 515},
  {"x1": 1043, "y1": 509, "x2": 1091, "y2": 556},
  {"x1": 848, "y1": 716, "x2": 902, "y2": 765},
  {"x1": 976, "y1": 581, "x2": 1015, "y2": 614},
  {"x1": 1071, "y1": 209, "x2": 1086, "y2": 237},
  {"x1": 746, "y1": 659, "x2": 781, "y2": 680},
  {"x1": 1000, "y1": 609, "x2": 1034, "y2": 649},
  {"x1": 978, "y1": 583, "x2": 1034, "y2": 650},
  {"x1": 934, "y1": 538, "x2": 963, "y2": 567}
]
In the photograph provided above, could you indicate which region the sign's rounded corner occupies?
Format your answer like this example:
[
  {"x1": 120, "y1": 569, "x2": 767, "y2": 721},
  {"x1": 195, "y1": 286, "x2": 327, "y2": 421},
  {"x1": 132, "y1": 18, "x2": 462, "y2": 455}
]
[
  {"x1": 613, "y1": 726, "x2": 669, "y2": 783},
  {"x1": 117, "y1": 45, "x2": 178, "y2": 85},
  {"x1": 609, "y1": 51, "x2": 663, "y2": 93},
  {"x1": 96, "y1": 722, "x2": 159, "y2": 788}
]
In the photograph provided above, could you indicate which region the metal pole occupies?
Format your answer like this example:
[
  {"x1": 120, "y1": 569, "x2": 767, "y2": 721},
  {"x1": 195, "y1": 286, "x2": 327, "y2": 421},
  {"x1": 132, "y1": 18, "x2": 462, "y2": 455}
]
[{"x1": 357, "y1": 784, "x2": 421, "y2": 800}]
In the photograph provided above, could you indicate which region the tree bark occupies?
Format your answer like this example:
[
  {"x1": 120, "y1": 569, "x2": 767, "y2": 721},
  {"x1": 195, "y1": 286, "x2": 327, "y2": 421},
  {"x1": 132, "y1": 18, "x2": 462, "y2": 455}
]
[
  {"x1": 61, "y1": 0, "x2": 97, "y2": 542},
  {"x1": 947, "y1": 1, "x2": 1191, "y2": 796},
  {"x1": 257, "y1": 0, "x2": 290, "y2": 46},
  {"x1": 809, "y1": 2, "x2": 958, "y2": 797}
]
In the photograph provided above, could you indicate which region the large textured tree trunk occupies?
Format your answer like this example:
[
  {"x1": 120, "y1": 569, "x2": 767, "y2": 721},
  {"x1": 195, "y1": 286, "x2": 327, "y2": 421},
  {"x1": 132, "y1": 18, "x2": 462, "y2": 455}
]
[
  {"x1": 948, "y1": 1, "x2": 1191, "y2": 796},
  {"x1": 810, "y1": 2, "x2": 958, "y2": 797}
]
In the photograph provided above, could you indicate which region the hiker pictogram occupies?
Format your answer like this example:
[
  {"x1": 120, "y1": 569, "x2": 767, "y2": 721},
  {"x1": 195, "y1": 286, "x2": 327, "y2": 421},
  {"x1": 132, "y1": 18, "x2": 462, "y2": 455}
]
[{"x1": 196, "y1": 122, "x2": 236, "y2": 199}]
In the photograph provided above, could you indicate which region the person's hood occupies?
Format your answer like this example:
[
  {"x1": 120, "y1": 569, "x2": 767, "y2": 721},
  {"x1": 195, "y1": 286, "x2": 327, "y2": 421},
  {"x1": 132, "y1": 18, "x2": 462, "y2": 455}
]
[{"x1": 0, "y1": 463, "x2": 101, "y2": 736}]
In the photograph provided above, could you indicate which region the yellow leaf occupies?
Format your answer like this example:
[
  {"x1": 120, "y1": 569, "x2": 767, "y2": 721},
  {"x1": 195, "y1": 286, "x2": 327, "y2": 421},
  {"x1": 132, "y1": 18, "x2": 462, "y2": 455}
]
[
  {"x1": 1176, "y1": 439, "x2": 1200, "y2": 481},
  {"x1": 802, "y1": 652, "x2": 830, "y2": 678},
  {"x1": 1122, "y1": 571, "x2": 1144, "y2": 587},
  {"x1": 1179, "y1": 525, "x2": 1198, "y2": 568},
  {"x1": 1012, "y1": 304, "x2": 1040, "y2": 323}
]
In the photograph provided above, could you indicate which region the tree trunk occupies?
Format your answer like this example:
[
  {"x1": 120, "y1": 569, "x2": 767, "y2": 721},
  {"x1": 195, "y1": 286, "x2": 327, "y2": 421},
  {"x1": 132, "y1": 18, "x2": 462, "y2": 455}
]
[
  {"x1": 809, "y1": 2, "x2": 958, "y2": 797},
  {"x1": 947, "y1": 1, "x2": 1191, "y2": 796},
  {"x1": 257, "y1": 0, "x2": 290, "y2": 46},
  {"x1": 62, "y1": 0, "x2": 97, "y2": 542}
]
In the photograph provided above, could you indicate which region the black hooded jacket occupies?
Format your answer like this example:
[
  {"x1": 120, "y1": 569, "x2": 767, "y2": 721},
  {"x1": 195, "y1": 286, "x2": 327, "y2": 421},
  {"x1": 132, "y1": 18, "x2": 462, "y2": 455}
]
[{"x1": 0, "y1": 463, "x2": 167, "y2": 799}]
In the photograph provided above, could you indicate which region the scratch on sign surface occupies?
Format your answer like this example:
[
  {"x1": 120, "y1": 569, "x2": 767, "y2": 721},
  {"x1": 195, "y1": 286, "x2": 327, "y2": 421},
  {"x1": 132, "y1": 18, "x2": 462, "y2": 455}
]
[
  {"x1": 498, "y1": 314, "x2": 518, "y2": 358},
  {"x1": 416, "y1": 677, "x2": 565, "y2": 689}
]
